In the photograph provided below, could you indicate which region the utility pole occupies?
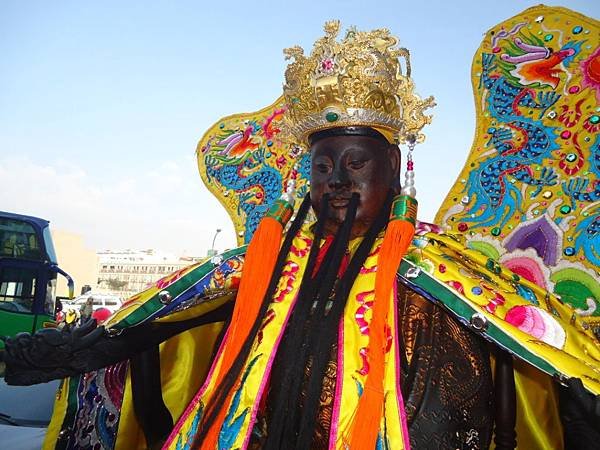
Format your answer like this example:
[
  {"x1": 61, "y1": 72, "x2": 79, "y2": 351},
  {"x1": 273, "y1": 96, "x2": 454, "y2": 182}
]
[{"x1": 208, "y1": 228, "x2": 222, "y2": 257}]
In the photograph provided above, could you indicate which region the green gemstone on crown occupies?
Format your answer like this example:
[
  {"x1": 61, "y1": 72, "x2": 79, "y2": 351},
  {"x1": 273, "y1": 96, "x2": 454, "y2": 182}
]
[{"x1": 325, "y1": 111, "x2": 340, "y2": 122}]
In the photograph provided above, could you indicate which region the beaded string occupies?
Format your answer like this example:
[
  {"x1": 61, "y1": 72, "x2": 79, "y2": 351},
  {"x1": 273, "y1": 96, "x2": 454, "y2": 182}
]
[{"x1": 401, "y1": 140, "x2": 417, "y2": 198}]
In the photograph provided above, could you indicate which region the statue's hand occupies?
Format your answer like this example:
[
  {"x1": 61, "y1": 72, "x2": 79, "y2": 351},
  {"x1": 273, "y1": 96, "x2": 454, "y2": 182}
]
[
  {"x1": 565, "y1": 378, "x2": 600, "y2": 426},
  {"x1": 1, "y1": 319, "x2": 105, "y2": 386},
  {"x1": 560, "y1": 377, "x2": 600, "y2": 449}
]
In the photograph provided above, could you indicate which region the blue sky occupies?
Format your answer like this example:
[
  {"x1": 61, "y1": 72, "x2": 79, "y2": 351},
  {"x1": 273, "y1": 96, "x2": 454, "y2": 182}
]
[{"x1": 1, "y1": 0, "x2": 598, "y2": 255}]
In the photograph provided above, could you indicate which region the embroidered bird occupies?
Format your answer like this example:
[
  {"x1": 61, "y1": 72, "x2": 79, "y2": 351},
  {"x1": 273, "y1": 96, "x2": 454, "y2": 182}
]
[
  {"x1": 217, "y1": 126, "x2": 260, "y2": 157},
  {"x1": 502, "y1": 38, "x2": 576, "y2": 89}
]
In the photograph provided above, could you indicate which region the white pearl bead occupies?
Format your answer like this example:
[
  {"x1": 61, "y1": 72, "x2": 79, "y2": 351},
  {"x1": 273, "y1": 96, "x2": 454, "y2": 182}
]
[{"x1": 401, "y1": 186, "x2": 417, "y2": 197}]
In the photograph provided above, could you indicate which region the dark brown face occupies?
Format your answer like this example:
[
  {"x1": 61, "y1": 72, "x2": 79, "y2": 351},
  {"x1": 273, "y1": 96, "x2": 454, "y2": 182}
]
[{"x1": 310, "y1": 134, "x2": 399, "y2": 238}]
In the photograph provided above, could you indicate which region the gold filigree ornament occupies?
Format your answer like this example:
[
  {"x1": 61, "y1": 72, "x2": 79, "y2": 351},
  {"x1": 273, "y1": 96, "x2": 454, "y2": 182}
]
[{"x1": 282, "y1": 20, "x2": 436, "y2": 146}]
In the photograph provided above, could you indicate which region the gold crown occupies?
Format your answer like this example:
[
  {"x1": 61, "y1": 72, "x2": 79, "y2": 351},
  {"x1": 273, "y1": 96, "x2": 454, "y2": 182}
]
[{"x1": 282, "y1": 21, "x2": 435, "y2": 145}]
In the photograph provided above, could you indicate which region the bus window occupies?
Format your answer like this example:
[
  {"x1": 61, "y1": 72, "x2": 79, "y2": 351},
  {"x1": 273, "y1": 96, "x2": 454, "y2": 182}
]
[
  {"x1": 0, "y1": 266, "x2": 37, "y2": 313},
  {"x1": 0, "y1": 218, "x2": 42, "y2": 260},
  {"x1": 42, "y1": 226, "x2": 58, "y2": 264}
]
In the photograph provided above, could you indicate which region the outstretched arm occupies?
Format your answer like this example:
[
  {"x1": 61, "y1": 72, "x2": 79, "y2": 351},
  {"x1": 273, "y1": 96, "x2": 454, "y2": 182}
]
[{"x1": 1, "y1": 300, "x2": 233, "y2": 386}]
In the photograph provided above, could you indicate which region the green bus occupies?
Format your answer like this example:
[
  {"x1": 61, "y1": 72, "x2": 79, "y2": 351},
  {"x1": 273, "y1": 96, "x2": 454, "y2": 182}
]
[{"x1": 0, "y1": 211, "x2": 74, "y2": 348}]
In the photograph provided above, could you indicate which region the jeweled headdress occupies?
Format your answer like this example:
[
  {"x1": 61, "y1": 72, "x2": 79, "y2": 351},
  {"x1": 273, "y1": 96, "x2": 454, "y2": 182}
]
[{"x1": 283, "y1": 20, "x2": 435, "y2": 145}]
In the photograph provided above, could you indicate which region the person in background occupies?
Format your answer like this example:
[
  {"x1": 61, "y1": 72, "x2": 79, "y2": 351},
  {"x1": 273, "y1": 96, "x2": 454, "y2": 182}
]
[{"x1": 79, "y1": 297, "x2": 94, "y2": 323}]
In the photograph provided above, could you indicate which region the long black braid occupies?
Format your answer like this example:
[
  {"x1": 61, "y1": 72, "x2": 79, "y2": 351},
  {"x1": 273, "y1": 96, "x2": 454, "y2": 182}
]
[{"x1": 293, "y1": 191, "x2": 393, "y2": 450}]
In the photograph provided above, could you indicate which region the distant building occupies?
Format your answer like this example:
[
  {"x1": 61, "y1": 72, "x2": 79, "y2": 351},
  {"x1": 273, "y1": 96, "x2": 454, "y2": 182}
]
[
  {"x1": 49, "y1": 232, "x2": 208, "y2": 300},
  {"x1": 96, "y1": 249, "x2": 206, "y2": 298}
]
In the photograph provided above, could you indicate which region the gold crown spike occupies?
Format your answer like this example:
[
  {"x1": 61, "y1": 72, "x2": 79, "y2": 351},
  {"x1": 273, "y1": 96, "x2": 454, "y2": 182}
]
[{"x1": 283, "y1": 20, "x2": 436, "y2": 145}]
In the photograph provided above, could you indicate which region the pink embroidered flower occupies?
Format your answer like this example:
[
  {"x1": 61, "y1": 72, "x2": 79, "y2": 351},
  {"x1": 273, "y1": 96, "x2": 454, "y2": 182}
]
[
  {"x1": 504, "y1": 305, "x2": 566, "y2": 349},
  {"x1": 499, "y1": 248, "x2": 554, "y2": 291}
]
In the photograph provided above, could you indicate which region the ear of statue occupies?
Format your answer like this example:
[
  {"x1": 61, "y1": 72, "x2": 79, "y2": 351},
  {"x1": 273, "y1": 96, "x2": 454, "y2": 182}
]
[
  {"x1": 387, "y1": 145, "x2": 401, "y2": 191},
  {"x1": 387, "y1": 145, "x2": 400, "y2": 177}
]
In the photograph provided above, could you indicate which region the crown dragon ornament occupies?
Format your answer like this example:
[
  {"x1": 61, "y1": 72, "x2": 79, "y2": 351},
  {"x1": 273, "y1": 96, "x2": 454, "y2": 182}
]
[{"x1": 282, "y1": 20, "x2": 436, "y2": 145}]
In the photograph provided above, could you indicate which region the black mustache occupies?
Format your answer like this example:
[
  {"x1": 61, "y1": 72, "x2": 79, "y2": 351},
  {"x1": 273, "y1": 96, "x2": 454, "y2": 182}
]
[{"x1": 324, "y1": 192, "x2": 358, "y2": 201}]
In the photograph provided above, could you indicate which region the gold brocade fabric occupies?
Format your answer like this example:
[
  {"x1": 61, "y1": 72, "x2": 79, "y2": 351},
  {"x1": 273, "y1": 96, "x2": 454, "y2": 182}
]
[
  {"x1": 300, "y1": 351, "x2": 338, "y2": 449},
  {"x1": 397, "y1": 284, "x2": 495, "y2": 449}
]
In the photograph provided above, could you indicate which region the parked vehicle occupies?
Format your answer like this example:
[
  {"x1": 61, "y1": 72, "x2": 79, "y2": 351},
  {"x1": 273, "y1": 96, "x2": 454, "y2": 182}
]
[
  {"x1": 65, "y1": 294, "x2": 123, "y2": 314},
  {"x1": 0, "y1": 212, "x2": 74, "y2": 348}
]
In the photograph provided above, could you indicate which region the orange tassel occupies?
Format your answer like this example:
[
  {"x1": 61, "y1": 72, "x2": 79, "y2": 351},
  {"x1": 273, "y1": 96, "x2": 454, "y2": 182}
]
[
  {"x1": 202, "y1": 198, "x2": 293, "y2": 448},
  {"x1": 348, "y1": 195, "x2": 417, "y2": 449}
]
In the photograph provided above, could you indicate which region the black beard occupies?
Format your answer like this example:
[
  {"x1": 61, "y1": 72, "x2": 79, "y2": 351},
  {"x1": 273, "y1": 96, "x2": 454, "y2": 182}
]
[
  {"x1": 263, "y1": 192, "x2": 359, "y2": 450},
  {"x1": 264, "y1": 192, "x2": 393, "y2": 450}
]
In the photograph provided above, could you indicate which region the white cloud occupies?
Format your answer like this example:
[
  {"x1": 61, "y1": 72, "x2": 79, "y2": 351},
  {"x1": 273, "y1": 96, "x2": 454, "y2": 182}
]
[{"x1": 0, "y1": 155, "x2": 237, "y2": 256}]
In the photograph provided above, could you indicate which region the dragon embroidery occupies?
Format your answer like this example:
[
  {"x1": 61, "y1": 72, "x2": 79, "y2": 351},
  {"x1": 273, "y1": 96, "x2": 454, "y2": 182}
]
[{"x1": 464, "y1": 36, "x2": 584, "y2": 229}]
